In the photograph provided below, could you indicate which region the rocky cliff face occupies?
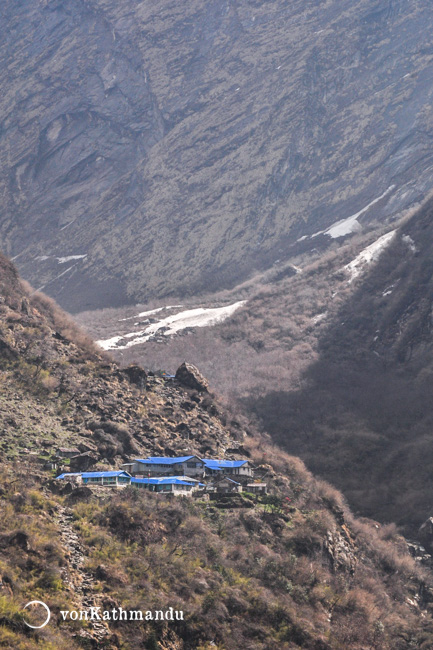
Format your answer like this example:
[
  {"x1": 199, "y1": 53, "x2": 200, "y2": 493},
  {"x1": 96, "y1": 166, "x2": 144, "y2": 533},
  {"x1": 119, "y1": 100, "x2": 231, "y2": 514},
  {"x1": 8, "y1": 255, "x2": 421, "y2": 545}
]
[{"x1": 2, "y1": 0, "x2": 433, "y2": 310}]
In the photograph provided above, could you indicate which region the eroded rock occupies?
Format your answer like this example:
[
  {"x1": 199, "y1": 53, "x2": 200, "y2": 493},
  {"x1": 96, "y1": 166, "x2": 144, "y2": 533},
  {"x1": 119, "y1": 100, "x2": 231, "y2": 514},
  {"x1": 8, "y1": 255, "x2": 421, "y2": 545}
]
[{"x1": 175, "y1": 362, "x2": 209, "y2": 393}]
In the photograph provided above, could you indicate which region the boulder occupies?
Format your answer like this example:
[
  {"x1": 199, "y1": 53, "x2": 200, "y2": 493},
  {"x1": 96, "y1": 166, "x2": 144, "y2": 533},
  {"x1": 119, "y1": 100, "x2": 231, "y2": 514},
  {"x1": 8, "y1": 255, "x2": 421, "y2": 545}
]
[
  {"x1": 0, "y1": 338, "x2": 17, "y2": 361},
  {"x1": 118, "y1": 365, "x2": 147, "y2": 389},
  {"x1": 70, "y1": 451, "x2": 98, "y2": 472},
  {"x1": 65, "y1": 486, "x2": 93, "y2": 503},
  {"x1": 175, "y1": 362, "x2": 209, "y2": 392},
  {"x1": 59, "y1": 482, "x2": 73, "y2": 496},
  {"x1": 325, "y1": 529, "x2": 357, "y2": 574}
]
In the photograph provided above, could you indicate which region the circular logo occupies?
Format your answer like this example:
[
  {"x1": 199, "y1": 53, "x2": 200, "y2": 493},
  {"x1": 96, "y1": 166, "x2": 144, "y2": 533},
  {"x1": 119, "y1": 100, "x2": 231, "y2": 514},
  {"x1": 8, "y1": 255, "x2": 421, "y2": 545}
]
[{"x1": 23, "y1": 601, "x2": 51, "y2": 629}]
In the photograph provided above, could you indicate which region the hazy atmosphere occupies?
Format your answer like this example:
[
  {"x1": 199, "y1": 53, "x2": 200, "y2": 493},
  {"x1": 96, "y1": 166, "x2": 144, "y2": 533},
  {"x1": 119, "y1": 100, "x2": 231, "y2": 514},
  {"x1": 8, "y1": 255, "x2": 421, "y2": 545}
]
[{"x1": 2, "y1": 1, "x2": 433, "y2": 648}]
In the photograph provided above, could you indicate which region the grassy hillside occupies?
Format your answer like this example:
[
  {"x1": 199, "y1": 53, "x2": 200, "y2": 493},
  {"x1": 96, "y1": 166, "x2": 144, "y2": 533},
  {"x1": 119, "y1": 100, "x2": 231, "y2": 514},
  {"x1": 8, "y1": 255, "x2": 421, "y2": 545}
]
[
  {"x1": 3, "y1": 459, "x2": 433, "y2": 649},
  {"x1": 2, "y1": 257, "x2": 433, "y2": 647}
]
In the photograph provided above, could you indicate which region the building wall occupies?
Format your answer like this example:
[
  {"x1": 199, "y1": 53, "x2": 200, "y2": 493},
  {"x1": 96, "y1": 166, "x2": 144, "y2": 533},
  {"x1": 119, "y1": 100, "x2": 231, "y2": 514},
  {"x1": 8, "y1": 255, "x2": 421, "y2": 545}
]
[{"x1": 131, "y1": 460, "x2": 204, "y2": 477}]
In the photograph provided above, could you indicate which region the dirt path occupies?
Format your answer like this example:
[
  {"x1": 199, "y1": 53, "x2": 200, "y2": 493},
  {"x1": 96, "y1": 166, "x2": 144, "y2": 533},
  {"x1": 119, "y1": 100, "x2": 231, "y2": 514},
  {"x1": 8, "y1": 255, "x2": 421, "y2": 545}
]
[{"x1": 57, "y1": 505, "x2": 111, "y2": 645}]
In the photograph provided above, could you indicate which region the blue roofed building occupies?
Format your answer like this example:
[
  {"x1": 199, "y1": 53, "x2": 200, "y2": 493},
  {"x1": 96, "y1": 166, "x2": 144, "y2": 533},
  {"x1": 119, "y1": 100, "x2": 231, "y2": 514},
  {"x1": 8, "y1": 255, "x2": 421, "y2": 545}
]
[
  {"x1": 56, "y1": 470, "x2": 131, "y2": 487},
  {"x1": 203, "y1": 459, "x2": 253, "y2": 478},
  {"x1": 208, "y1": 476, "x2": 243, "y2": 493},
  {"x1": 131, "y1": 476, "x2": 200, "y2": 495},
  {"x1": 121, "y1": 456, "x2": 205, "y2": 478}
]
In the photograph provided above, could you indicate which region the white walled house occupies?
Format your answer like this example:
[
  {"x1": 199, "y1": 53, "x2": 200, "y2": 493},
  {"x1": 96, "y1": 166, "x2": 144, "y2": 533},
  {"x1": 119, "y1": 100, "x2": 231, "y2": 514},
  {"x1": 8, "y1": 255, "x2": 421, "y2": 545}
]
[
  {"x1": 203, "y1": 459, "x2": 254, "y2": 478},
  {"x1": 130, "y1": 476, "x2": 197, "y2": 496},
  {"x1": 122, "y1": 456, "x2": 205, "y2": 478},
  {"x1": 56, "y1": 470, "x2": 131, "y2": 487}
]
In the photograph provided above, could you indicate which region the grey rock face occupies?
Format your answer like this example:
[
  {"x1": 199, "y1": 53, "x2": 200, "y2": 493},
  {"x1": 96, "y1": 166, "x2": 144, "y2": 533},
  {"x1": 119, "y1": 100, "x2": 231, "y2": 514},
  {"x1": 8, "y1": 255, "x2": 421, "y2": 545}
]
[
  {"x1": 175, "y1": 361, "x2": 209, "y2": 392},
  {"x1": 1, "y1": 1, "x2": 433, "y2": 310}
]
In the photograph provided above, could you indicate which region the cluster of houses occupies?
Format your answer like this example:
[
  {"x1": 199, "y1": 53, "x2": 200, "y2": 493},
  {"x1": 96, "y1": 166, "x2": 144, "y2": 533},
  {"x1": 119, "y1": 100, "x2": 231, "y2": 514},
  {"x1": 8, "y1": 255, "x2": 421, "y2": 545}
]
[{"x1": 56, "y1": 455, "x2": 268, "y2": 497}]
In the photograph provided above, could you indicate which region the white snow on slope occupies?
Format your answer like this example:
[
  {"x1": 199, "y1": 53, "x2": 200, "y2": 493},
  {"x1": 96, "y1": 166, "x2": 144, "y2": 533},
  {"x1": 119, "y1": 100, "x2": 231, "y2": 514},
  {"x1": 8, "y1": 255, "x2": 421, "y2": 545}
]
[
  {"x1": 312, "y1": 312, "x2": 328, "y2": 324},
  {"x1": 97, "y1": 334, "x2": 125, "y2": 350},
  {"x1": 57, "y1": 255, "x2": 87, "y2": 264},
  {"x1": 401, "y1": 234, "x2": 417, "y2": 253},
  {"x1": 35, "y1": 262, "x2": 79, "y2": 292},
  {"x1": 312, "y1": 186, "x2": 395, "y2": 239},
  {"x1": 36, "y1": 254, "x2": 87, "y2": 264},
  {"x1": 98, "y1": 301, "x2": 246, "y2": 351},
  {"x1": 118, "y1": 305, "x2": 184, "y2": 322},
  {"x1": 343, "y1": 230, "x2": 396, "y2": 282}
]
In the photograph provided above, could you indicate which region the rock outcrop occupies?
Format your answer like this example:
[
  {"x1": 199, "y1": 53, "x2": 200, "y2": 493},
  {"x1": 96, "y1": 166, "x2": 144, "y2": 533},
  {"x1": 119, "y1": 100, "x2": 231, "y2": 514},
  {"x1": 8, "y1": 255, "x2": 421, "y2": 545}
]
[
  {"x1": 175, "y1": 362, "x2": 209, "y2": 393},
  {"x1": 117, "y1": 365, "x2": 147, "y2": 389}
]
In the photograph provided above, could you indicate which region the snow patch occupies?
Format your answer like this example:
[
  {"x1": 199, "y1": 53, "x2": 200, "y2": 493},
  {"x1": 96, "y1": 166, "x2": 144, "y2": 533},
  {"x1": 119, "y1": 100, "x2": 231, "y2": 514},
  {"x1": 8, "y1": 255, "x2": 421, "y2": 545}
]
[
  {"x1": 312, "y1": 312, "x2": 327, "y2": 324},
  {"x1": 323, "y1": 214, "x2": 363, "y2": 239},
  {"x1": 36, "y1": 254, "x2": 86, "y2": 264},
  {"x1": 59, "y1": 220, "x2": 76, "y2": 231},
  {"x1": 35, "y1": 263, "x2": 78, "y2": 292},
  {"x1": 98, "y1": 301, "x2": 247, "y2": 351},
  {"x1": 57, "y1": 255, "x2": 87, "y2": 264},
  {"x1": 343, "y1": 231, "x2": 396, "y2": 282},
  {"x1": 312, "y1": 186, "x2": 395, "y2": 239},
  {"x1": 401, "y1": 234, "x2": 417, "y2": 253},
  {"x1": 97, "y1": 335, "x2": 125, "y2": 350},
  {"x1": 118, "y1": 305, "x2": 184, "y2": 322}
]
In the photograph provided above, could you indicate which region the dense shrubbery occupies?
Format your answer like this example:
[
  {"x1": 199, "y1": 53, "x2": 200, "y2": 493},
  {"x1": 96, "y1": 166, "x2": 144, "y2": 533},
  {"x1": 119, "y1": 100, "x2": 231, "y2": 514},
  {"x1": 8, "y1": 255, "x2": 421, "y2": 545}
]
[
  {"x1": 64, "y1": 463, "x2": 433, "y2": 650},
  {"x1": 2, "y1": 461, "x2": 429, "y2": 648}
]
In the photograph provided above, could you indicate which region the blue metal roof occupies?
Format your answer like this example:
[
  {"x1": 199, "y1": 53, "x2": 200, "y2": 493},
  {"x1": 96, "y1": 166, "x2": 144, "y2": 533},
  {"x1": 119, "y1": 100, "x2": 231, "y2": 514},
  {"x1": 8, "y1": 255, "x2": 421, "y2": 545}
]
[
  {"x1": 135, "y1": 456, "x2": 202, "y2": 465},
  {"x1": 57, "y1": 471, "x2": 131, "y2": 480},
  {"x1": 131, "y1": 477, "x2": 194, "y2": 486},
  {"x1": 81, "y1": 471, "x2": 131, "y2": 478},
  {"x1": 203, "y1": 459, "x2": 249, "y2": 470}
]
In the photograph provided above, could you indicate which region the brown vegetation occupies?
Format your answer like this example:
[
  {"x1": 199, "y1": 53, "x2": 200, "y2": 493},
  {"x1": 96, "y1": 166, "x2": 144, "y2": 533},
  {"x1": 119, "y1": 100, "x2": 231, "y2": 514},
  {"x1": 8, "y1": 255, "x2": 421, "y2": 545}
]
[{"x1": 78, "y1": 201, "x2": 433, "y2": 532}]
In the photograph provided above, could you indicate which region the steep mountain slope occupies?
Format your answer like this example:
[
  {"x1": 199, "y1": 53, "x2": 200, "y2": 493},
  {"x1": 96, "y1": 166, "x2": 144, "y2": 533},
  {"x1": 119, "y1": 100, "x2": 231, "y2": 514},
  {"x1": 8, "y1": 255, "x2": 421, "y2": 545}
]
[
  {"x1": 2, "y1": 1, "x2": 433, "y2": 310},
  {"x1": 249, "y1": 195, "x2": 433, "y2": 531},
  {"x1": 78, "y1": 196, "x2": 433, "y2": 532},
  {"x1": 0, "y1": 253, "x2": 243, "y2": 468},
  {"x1": 2, "y1": 260, "x2": 433, "y2": 648}
]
